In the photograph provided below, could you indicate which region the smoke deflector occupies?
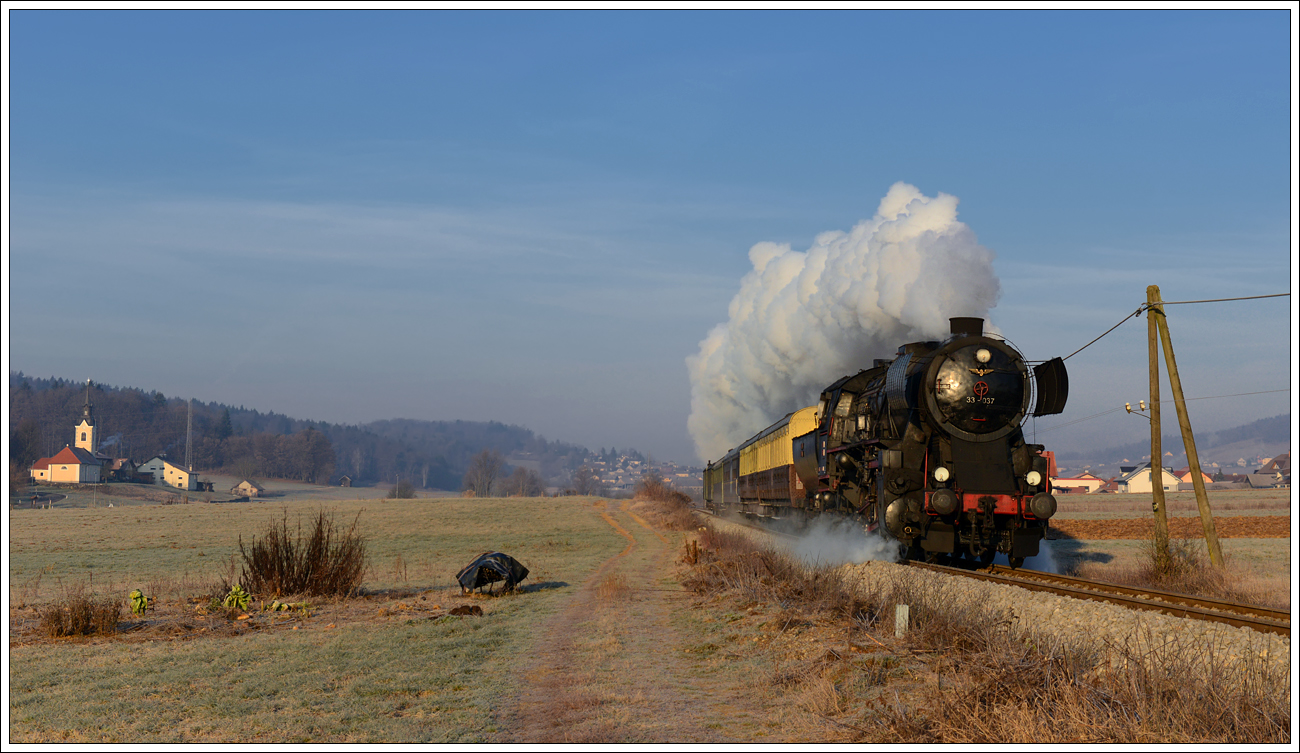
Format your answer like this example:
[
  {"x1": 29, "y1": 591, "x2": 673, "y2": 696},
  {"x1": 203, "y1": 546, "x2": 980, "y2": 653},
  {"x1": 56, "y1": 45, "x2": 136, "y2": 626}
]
[{"x1": 1032, "y1": 357, "x2": 1069, "y2": 416}]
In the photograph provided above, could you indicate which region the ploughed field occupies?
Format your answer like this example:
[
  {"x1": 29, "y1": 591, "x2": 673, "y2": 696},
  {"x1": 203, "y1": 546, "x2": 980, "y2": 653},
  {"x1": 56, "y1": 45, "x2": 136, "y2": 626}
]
[{"x1": 1049, "y1": 515, "x2": 1290, "y2": 540}]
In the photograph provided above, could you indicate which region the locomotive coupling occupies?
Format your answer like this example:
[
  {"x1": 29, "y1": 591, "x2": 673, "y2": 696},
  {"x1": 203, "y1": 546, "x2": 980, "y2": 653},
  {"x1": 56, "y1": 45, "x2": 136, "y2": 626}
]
[{"x1": 1029, "y1": 492, "x2": 1057, "y2": 520}]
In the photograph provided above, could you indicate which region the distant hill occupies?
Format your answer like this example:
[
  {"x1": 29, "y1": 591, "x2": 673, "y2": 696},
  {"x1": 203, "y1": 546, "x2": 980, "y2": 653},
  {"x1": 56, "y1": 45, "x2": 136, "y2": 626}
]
[
  {"x1": 8, "y1": 372, "x2": 599, "y2": 489},
  {"x1": 1055, "y1": 413, "x2": 1291, "y2": 472}
]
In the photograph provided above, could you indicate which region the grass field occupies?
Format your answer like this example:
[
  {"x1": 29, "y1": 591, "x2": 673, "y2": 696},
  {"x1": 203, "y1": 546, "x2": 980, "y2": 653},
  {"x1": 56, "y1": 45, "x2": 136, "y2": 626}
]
[
  {"x1": 8, "y1": 483, "x2": 1293, "y2": 743},
  {"x1": 8, "y1": 494, "x2": 628, "y2": 743}
]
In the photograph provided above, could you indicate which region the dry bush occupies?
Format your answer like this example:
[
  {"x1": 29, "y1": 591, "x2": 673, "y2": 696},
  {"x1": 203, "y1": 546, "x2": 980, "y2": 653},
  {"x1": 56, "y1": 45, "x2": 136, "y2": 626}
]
[
  {"x1": 684, "y1": 520, "x2": 1289, "y2": 744},
  {"x1": 1075, "y1": 536, "x2": 1286, "y2": 609},
  {"x1": 596, "y1": 573, "x2": 631, "y2": 601},
  {"x1": 238, "y1": 509, "x2": 367, "y2": 598},
  {"x1": 682, "y1": 526, "x2": 874, "y2": 622},
  {"x1": 11, "y1": 572, "x2": 44, "y2": 609},
  {"x1": 39, "y1": 593, "x2": 121, "y2": 637},
  {"x1": 632, "y1": 472, "x2": 693, "y2": 509},
  {"x1": 869, "y1": 574, "x2": 1009, "y2": 655},
  {"x1": 629, "y1": 495, "x2": 697, "y2": 532},
  {"x1": 868, "y1": 626, "x2": 1289, "y2": 743},
  {"x1": 800, "y1": 675, "x2": 847, "y2": 716}
]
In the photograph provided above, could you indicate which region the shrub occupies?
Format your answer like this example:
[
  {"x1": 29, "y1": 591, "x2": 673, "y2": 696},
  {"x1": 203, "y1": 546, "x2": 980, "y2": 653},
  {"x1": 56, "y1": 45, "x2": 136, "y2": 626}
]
[
  {"x1": 388, "y1": 479, "x2": 416, "y2": 499},
  {"x1": 633, "y1": 470, "x2": 692, "y2": 507},
  {"x1": 238, "y1": 509, "x2": 367, "y2": 598},
  {"x1": 39, "y1": 594, "x2": 121, "y2": 637}
]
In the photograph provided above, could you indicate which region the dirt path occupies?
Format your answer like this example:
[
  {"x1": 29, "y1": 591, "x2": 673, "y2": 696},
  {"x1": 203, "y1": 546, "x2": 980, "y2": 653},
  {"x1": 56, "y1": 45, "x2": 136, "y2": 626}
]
[{"x1": 492, "y1": 501, "x2": 773, "y2": 743}]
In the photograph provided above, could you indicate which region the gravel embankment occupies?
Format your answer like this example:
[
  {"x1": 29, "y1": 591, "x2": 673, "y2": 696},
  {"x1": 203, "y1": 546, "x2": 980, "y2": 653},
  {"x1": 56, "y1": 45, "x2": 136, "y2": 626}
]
[
  {"x1": 844, "y1": 559, "x2": 1289, "y2": 672},
  {"x1": 702, "y1": 513, "x2": 1289, "y2": 672}
]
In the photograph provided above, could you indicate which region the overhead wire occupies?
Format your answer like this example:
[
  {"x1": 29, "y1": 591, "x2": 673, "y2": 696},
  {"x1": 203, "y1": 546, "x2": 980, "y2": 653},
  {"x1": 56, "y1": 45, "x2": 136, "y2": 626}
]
[
  {"x1": 1056, "y1": 291, "x2": 1289, "y2": 362},
  {"x1": 1032, "y1": 388, "x2": 1291, "y2": 435}
]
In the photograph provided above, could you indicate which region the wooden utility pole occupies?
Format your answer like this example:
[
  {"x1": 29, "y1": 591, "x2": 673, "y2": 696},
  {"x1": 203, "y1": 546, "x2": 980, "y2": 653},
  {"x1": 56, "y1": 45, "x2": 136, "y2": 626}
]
[
  {"x1": 1146, "y1": 286, "x2": 1171, "y2": 571},
  {"x1": 1149, "y1": 286, "x2": 1225, "y2": 568}
]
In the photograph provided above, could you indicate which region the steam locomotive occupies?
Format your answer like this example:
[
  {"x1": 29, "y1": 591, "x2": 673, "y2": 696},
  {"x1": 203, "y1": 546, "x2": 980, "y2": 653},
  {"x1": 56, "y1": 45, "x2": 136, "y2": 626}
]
[{"x1": 703, "y1": 317, "x2": 1069, "y2": 567}]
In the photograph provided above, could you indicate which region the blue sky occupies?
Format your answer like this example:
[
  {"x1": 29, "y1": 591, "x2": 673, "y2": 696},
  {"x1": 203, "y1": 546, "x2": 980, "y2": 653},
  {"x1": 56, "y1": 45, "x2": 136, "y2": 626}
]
[{"x1": 6, "y1": 9, "x2": 1294, "y2": 464}]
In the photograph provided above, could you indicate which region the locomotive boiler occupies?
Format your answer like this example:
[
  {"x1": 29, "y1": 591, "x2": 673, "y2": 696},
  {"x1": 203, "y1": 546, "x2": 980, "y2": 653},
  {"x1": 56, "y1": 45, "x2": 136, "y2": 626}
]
[{"x1": 704, "y1": 317, "x2": 1069, "y2": 567}]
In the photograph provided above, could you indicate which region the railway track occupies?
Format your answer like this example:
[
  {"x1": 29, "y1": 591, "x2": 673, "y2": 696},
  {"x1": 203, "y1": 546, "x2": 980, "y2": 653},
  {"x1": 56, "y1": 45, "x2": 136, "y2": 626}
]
[
  {"x1": 698, "y1": 508, "x2": 1290, "y2": 637},
  {"x1": 906, "y1": 560, "x2": 1290, "y2": 637}
]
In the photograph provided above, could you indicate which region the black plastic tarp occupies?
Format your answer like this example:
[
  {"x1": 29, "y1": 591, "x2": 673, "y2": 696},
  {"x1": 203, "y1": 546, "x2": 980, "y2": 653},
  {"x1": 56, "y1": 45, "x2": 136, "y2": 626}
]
[{"x1": 456, "y1": 552, "x2": 529, "y2": 593}]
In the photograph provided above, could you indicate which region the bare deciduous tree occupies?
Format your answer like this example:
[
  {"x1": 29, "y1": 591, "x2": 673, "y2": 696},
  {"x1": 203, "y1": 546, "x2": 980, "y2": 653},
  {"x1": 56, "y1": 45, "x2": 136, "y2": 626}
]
[
  {"x1": 503, "y1": 467, "x2": 544, "y2": 497},
  {"x1": 569, "y1": 465, "x2": 605, "y2": 497},
  {"x1": 462, "y1": 449, "x2": 505, "y2": 498}
]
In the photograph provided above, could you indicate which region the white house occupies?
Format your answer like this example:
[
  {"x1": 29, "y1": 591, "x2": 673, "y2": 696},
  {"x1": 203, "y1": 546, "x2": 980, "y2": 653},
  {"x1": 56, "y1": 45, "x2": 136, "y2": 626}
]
[
  {"x1": 1116, "y1": 463, "x2": 1180, "y2": 494},
  {"x1": 138, "y1": 456, "x2": 199, "y2": 491}
]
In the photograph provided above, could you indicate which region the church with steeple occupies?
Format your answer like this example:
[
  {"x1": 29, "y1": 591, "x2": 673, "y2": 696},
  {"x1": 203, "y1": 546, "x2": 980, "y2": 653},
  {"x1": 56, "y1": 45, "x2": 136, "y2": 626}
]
[{"x1": 29, "y1": 381, "x2": 134, "y2": 484}]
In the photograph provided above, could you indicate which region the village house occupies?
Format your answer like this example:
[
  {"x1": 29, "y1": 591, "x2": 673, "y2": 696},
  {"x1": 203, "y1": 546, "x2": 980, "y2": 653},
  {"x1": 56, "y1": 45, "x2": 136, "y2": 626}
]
[
  {"x1": 138, "y1": 456, "x2": 200, "y2": 491},
  {"x1": 1115, "y1": 462, "x2": 1181, "y2": 494},
  {"x1": 1050, "y1": 470, "x2": 1103, "y2": 494},
  {"x1": 1245, "y1": 473, "x2": 1284, "y2": 489},
  {"x1": 30, "y1": 446, "x2": 103, "y2": 484},
  {"x1": 1256, "y1": 453, "x2": 1290, "y2": 487},
  {"x1": 232, "y1": 479, "x2": 266, "y2": 498},
  {"x1": 1173, "y1": 467, "x2": 1214, "y2": 485}
]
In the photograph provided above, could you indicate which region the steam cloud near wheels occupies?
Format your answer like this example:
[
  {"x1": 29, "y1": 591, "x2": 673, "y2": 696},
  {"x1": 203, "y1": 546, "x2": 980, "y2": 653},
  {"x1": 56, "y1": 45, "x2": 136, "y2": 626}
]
[{"x1": 686, "y1": 182, "x2": 1001, "y2": 462}]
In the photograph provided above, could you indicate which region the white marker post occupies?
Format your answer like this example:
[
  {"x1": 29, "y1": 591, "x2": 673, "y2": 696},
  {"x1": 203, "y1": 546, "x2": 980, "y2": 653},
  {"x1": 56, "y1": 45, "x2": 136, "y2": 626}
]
[{"x1": 894, "y1": 604, "x2": 910, "y2": 638}]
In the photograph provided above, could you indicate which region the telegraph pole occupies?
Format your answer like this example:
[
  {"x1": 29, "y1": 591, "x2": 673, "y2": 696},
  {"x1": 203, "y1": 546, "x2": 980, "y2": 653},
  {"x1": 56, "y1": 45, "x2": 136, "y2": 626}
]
[
  {"x1": 185, "y1": 399, "x2": 193, "y2": 504},
  {"x1": 1146, "y1": 286, "x2": 1171, "y2": 570},
  {"x1": 1149, "y1": 286, "x2": 1224, "y2": 567}
]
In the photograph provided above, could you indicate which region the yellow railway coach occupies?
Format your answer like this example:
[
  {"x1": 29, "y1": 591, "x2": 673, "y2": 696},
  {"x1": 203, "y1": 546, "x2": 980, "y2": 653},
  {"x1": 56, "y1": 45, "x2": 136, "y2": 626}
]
[{"x1": 704, "y1": 406, "x2": 818, "y2": 517}]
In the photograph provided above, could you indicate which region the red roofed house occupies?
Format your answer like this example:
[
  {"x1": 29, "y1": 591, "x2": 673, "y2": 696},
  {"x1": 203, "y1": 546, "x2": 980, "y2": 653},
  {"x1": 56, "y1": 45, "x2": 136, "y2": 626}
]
[
  {"x1": 30, "y1": 445, "x2": 103, "y2": 484},
  {"x1": 1173, "y1": 467, "x2": 1213, "y2": 485}
]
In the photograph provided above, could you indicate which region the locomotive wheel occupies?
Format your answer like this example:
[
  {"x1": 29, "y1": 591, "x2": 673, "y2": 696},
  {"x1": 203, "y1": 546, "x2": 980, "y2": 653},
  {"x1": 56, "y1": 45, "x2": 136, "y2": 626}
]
[
  {"x1": 1009, "y1": 556, "x2": 1025, "y2": 569},
  {"x1": 978, "y1": 548, "x2": 996, "y2": 566}
]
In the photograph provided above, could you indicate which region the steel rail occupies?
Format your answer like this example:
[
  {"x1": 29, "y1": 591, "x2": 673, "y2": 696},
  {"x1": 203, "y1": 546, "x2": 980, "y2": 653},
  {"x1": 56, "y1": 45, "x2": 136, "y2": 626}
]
[{"x1": 906, "y1": 560, "x2": 1290, "y2": 637}]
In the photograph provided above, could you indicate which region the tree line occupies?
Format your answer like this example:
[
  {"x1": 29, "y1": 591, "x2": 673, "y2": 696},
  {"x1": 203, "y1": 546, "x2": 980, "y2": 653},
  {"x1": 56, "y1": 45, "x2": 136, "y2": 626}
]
[{"x1": 9, "y1": 373, "x2": 602, "y2": 491}]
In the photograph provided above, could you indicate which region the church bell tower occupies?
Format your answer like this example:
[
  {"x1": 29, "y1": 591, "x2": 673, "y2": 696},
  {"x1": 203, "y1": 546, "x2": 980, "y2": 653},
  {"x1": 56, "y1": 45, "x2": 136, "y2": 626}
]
[{"x1": 74, "y1": 379, "x2": 98, "y2": 453}]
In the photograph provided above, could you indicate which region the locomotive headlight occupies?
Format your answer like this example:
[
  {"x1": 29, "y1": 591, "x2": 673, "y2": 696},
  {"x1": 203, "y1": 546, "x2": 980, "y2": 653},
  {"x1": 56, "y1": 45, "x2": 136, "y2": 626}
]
[
  {"x1": 975, "y1": 348, "x2": 991, "y2": 363},
  {"x1": 1025, "y1": 471, "x2": 1042, "y2": 487},
  {"x1": 933, "y1": 466, "x2": 950, "y2": 483}
]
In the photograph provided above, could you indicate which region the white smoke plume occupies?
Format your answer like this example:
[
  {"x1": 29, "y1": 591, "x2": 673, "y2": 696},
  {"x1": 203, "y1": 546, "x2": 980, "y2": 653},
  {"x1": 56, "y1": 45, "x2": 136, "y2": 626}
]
[
  {"x1": 781, "y1": 516, "x2": 900, "y2": 567},
  {"x1": 686, "y1": 182, "x2": 1000, "y2": 461}
]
